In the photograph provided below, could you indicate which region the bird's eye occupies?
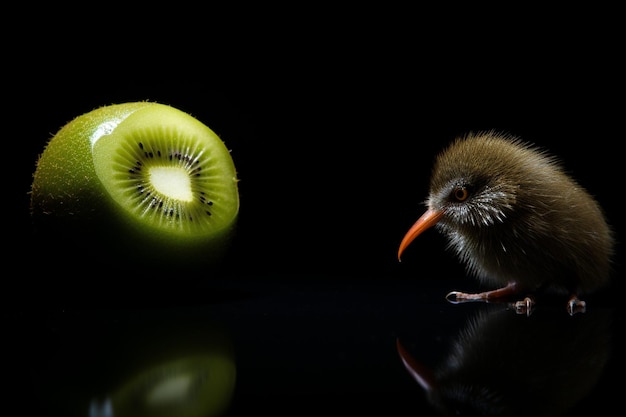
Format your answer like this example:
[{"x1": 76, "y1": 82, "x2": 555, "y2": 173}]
[{"x1": 453, "y1": 187, "x2": 469, "y2": 202}]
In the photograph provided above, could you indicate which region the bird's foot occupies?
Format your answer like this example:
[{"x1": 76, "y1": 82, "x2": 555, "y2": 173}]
[
  {"x1": 567, "y1": 296, "x2": 586, "y2": 315},
  {"x1": 446, "y1": 282, "x2": 520, "y2": 304},
  {"x1": 511, "y1": 297, "x2": 535, "y2": 317},
  {"x1": 446, "y1": 291, "x2": 536, "y2": 315},
  {"x1": 445, "y1": 291, "x2": 487, "y2": 304}
]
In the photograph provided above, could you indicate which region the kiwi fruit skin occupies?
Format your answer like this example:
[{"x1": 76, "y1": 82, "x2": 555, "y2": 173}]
[{"x1": 30, "y1": 101, "x2": 239, "y2": 271}]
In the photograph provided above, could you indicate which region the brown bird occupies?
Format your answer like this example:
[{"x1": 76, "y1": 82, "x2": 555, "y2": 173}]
[{"x1": 398, "y1": 131, "x2": 614, "y2": 315}]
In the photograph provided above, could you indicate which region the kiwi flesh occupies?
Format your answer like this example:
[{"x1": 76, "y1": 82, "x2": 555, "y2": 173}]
[{"x1": 30, "y1": 102, "x2": 239, "y2": 271}]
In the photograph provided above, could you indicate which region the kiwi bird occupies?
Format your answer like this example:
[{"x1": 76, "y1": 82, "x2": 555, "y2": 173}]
[{"x1": 398, "y1": 131, "x2": 614, "y2": 315}]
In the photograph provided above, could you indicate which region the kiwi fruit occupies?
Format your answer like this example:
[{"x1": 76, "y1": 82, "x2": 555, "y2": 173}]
[{"x1": 30, "y1": 101, "x2": 239, "y2": 271}]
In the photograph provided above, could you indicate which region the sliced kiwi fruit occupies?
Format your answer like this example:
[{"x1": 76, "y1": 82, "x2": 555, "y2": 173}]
[{"x1": 30, "y1": 101, "x2": 239, "y2": 271}]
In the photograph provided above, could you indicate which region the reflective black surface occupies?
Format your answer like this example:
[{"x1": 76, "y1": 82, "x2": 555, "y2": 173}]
[
  {"x1": 6, "y1": 276, "x2": 624, "y2": 416},
  {"x1": 7, "y1": 12, "x2": 623, "y2": 416}
]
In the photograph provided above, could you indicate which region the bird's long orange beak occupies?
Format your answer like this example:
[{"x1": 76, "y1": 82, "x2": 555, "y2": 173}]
[{"x1": 398, "y1": 209, "x2": 444, "y2": 261}]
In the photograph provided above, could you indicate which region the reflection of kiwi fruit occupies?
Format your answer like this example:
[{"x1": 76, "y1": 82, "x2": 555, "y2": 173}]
[
  {"x1": 111, "y1": 354, "x2": 236, "y2": 417},
  {"x1": 30, "y1": 102, "x2": 239, "y2": 269}
]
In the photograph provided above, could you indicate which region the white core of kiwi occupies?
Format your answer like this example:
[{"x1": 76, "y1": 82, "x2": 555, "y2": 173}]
[{"x1": 149, "y1": 166, "x2": 194, "y2": 202}]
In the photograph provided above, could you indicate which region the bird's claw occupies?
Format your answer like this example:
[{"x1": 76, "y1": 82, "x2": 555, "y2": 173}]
[
  {"x1": 445, "y1": 291, "x2": 484, "y2": 304},
  {"x1": 446, "y1": 291, "x2": 468, "y2": 304},
  {"x1": 567, "y1": 297, "x2": 587, "y2": 315},
  {"x1": 512, "y1": 297, "x2": 535, "y2": 316},
  {"x1": 445, "y1": 291, "x2": 463, "y2": 304}
]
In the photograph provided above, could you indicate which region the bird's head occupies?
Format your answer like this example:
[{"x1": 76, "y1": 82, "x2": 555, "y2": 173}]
[{"x1": 397, "y1": 132, "x2": 534, "y2": 261}]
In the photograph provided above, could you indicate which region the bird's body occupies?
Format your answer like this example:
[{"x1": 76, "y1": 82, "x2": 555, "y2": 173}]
[{"x1": 398, "y1": 131, "x2": 614, "y2": 314}]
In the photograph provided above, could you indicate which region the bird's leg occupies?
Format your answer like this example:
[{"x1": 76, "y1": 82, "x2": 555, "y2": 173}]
[
  {"x1": 446, "y1": 282, "x2": 521, "y2": 304},
  {"x1": 567, "y1": 295, "x2": 586, "y2": 315},
  {"x1": 447, "y1": 284, "x2": 536, "y2": 315}
]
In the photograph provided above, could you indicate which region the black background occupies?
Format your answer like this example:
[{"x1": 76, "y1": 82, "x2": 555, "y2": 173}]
[{"x1": 5, "y1": 7, "x2": 624, "y2": 416}]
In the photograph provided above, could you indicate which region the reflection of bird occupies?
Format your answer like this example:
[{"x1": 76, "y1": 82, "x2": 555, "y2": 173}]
[
  {"x1": 396, "y1": 304, "x2": 612, "y2": 416},
  {"x1": 398, "y1": 131, "x2": 614, "y2": 314}
]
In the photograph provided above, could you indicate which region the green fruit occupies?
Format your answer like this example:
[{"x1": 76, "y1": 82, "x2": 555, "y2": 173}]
[{"x1": 30, "y1": 102, "x2": 239, "y2": 269}]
